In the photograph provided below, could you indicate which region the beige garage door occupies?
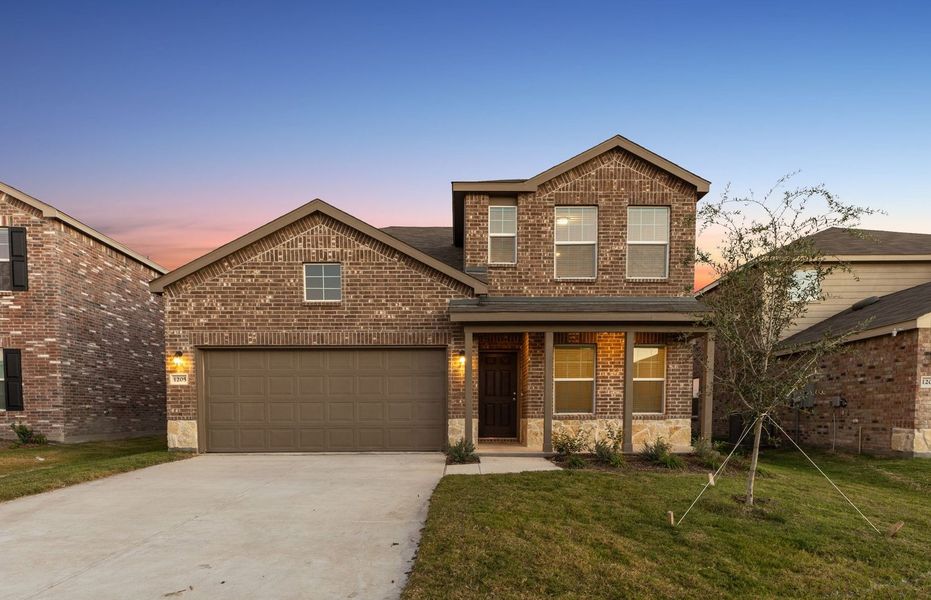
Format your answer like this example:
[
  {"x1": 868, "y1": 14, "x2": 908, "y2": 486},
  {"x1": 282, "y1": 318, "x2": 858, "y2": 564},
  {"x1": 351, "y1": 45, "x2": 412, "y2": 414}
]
[{"x1": 203, "y1": 349, "x2": 446, "y2": 452}]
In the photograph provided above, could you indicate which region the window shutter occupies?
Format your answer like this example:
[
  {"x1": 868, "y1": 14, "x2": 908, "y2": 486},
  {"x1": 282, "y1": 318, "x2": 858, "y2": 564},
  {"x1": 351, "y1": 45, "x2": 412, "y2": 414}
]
[
  {"x1": 10, "y1": 228, "x2": 28, "y2": 291},
  {"x1": 4, "y1": 349, "x2": 23, "y2": 411}
]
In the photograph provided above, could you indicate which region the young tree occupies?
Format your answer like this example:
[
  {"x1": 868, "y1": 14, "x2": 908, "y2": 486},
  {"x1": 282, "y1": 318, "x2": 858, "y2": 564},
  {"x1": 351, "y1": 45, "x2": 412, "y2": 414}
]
[{"x1": 696, "y1": 176, "x2": 877, "y2": 507}]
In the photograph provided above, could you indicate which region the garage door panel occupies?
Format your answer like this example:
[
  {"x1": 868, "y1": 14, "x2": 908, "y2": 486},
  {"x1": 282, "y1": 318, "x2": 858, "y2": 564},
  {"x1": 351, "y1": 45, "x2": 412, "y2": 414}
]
[{"x1": 205, "y1": 349, "x2": 445, "y2": 452}]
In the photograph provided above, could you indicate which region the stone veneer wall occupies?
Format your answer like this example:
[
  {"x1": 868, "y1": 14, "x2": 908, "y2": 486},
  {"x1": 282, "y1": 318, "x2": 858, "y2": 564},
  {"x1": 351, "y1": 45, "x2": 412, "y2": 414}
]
[
  {"x1": 0, "y1": 193, "x2": 165, "y2": 442},
  {"x1": 163, "y1": 212, "x2": 474, "y2": 450}
]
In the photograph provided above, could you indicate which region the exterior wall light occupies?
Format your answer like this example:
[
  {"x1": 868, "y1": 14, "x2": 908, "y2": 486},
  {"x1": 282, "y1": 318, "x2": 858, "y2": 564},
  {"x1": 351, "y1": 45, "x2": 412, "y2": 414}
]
[
  {"x1": 171, "y1": 351, "x2": 185, "y2": 369},
  {"x1": 458, "y1": 351, "x2": 466, "y2": 365}
]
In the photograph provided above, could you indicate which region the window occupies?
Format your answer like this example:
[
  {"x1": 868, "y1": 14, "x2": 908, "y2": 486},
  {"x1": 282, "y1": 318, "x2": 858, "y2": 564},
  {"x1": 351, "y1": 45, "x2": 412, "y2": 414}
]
[
  {"x1": 554, "y1": 206, "x2": 597, "y2": 279},
  {"x1": 0, "y1": 227, "x2": 28, "y2": 291},
  {"x1": 632, "y1": 346, "x2": 666, "y2": 413},
  {"x1": 0, "y1": 349, "x2": 23, "y2": 411},
  {"x1": 554, "y1": 345, "x2": 595, "y2": 413},
  {"x1": 304, "y1": 263, "x2": 341, "y2": 301},
  {"x1": 627, "y1": 207, "x2": 669, "y2": 279},
  {"x1": 488, "y1": 204, "x2": 517, "y2": 264},
  {"x1": 791, "y1": 270, "x2": 819, "y2": 302}
]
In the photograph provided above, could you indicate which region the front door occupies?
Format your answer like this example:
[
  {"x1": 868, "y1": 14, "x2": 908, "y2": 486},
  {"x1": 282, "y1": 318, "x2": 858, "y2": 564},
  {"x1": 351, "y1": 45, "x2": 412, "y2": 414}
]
[{"x1": 479, "y1": 352, "x2": 518, "y2": 438}]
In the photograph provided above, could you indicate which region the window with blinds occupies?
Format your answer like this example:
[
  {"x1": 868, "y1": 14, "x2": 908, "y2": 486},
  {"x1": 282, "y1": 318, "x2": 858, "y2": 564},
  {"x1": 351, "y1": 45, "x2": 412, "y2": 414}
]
[
  {"x1": 554, "y1": 206, "x2": 597, "y2": 279},
  {"x1": 627, "y1": 207, "x2": 669, "y2": 279},
  {"x1": 632, "y1": 346, "x2": 666, "y2": 413},
  {"x1": 488, "y1": 205, "x2": 517, "y2": 264},
  {"x1": 554, "y1": 345, "x2": 595, "y2": 413}
]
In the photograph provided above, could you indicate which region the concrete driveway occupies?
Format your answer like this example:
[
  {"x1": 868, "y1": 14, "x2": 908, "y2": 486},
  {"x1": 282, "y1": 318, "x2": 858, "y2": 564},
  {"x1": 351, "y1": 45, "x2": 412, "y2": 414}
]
[{"x1": 0, "y1": 453, "x2": 446, "y2": 600}]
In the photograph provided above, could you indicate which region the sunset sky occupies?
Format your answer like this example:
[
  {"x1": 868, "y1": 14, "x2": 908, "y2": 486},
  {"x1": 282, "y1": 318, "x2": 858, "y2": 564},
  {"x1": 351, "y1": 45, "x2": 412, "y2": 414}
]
[{"x1": 2, "y1": 1, "x2": 930, "y2": 289}]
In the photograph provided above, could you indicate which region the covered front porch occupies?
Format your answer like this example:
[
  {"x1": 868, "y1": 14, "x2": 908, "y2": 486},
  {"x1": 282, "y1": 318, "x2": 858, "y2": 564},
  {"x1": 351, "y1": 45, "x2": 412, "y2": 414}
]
[{"x1": 448, "y1": 297, "x2": 715, "y2": 455}]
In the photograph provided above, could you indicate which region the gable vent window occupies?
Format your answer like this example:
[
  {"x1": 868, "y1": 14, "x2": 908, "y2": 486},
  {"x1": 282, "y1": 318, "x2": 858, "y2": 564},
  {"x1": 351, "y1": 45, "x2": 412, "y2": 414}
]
[
  {"x1": 627, "y1": 207, "x2": 669, "y2": 279},
  {"x1": 488, "y1": 203, "x2": 517, "y2": 264},
  {"x1": 0, "y1": 349, "x2": 24, "y2": 411},
  {"x1": 554, "y1": 206, "x2": 597, "y2": 279},
  {"x1": 0, "y1": 227, "x2": 28, "y2": 291},
  {"x1": 304, "y1": 263, "x2": 342, "y2": 302}
]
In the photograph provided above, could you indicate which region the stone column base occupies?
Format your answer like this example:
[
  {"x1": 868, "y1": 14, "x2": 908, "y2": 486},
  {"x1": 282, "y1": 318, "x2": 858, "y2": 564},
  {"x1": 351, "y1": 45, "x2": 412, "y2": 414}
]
[
  {"x1": 447, "y1": 418, "x2": 477, "y2": 447},
  {"x1": 167, "y1": 420, "x2": 198, "y2": 451},
  {"x1": 891, "y1": 427, "x2": 931, "y2": 456}
]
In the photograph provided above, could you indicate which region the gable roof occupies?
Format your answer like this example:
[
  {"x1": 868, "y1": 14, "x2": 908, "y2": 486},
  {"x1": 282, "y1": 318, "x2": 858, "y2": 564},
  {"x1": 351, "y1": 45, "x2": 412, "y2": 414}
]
[
  {"x1": 781, "y1": 281, "x2": 931, "y2": 348},
  {"x1": 380, "y1": 226, "x2": 462, "y2": 271},
  {"x1": 149, "y1": 199, "x2": 488, "y2": 294},
  {"x1": 451, "y1": 135, "x2": 710, "y2": 245},
  {"x1": 697, "y1": 227, "x2": 931, "y2": 296},
  {"x1": 451, "y1": 135, "x2": 710, "y2": 196},
  {"x1": 0, "y1": 180, "x2": 166, "y2": 274}
]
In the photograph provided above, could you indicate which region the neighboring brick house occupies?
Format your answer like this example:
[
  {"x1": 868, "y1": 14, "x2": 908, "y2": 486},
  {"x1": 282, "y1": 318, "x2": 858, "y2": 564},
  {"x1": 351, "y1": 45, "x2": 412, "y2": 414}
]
[
  {"x1": 0, "y1": 181, "x2": 167, "y2": 442},
  {"x1": 150, "y1": 136, "x2": 715, "y2": 453},
  {"x1": 699, "y1": 228, "x2": 931, "y2": 456}
]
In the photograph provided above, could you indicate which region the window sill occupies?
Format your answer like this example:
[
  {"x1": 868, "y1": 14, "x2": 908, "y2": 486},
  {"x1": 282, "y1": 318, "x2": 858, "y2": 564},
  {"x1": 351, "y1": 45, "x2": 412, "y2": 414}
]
[
  {"x1": 554, "y1": 278, "x2": 597, "y2": 283},
  {"x1": 303, "y1": 300, "x2": 343, "y2": 304},
  {"x1": 554, "y1": 413, "x2": 596, "y2": 419},
  {"x1": 488, "y1": 263, "x2": 517, "y2": 268},
  {"x1": 626, "y1": 277, "x2": 669, "y2": 282},
  {"x1": 633, "y1": 413, "x2": 667, "y2": 420}
]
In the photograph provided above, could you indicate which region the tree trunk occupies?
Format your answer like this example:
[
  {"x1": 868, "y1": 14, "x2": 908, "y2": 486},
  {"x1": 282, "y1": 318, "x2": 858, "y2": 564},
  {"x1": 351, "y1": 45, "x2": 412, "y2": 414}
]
[{"x1": 745, "y1": 416, "x2": 764, "y2": 507}]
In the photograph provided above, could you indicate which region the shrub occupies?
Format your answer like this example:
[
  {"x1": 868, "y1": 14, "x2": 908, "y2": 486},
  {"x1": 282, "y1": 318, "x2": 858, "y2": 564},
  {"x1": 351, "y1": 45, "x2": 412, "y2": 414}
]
[
  {"x1": 593, "y1": 438, "x2": 624, "y2": 468},
  {"x1": 641, "y1": 437, "x2": 683, "y2": 470},
  {"x1": 10, "y1": 423, "x2": 47, "y2": 446},
  {"x1": 693, "y1": 437, "x2": 726, "y2": 470},
  {"x1": 565, "y1": 455, "x2": 587, "y2": 469},
  {"x1": 553, "y1": 429, "x2": 590, "y2": 457},
  {"x1": 446, "y1": 438, "x2": 477, "y2": 464},
  {"x1": 602, "y1": 423, "x2": 624, "y2": 451}
]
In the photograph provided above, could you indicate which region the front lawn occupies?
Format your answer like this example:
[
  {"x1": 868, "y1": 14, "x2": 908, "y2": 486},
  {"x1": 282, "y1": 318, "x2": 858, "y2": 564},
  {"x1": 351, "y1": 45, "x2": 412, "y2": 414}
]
[
  {"x1": 0, "y1": 436, "x2": 191, "y2": 502},
  {"x1": 403, "y1": 450, "x2": 931, "y2": 599}
]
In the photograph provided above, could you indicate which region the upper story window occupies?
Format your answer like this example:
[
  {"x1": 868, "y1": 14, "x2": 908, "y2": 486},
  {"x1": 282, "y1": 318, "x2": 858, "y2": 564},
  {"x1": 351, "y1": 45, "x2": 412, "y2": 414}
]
[
  {"x1": 632, "y1": 345, "x2": 666, "y2": 414},
  {"x1": 627, "y1": 207, "x2": 669, "y2": 279},
  {"x1": 790, "y1": 269, "x2": 820, "y2": 302},
  {"x1": 554, "y1": 206, "x2": 597, "y2": 279},
  {"x1": 304, "y1": 263, "x2": 341, "y2": 302},
  {"x1": 488, "y1": 202, "x2": 517, "y2": 264},
  {"x1": 0, "y1": 227, "x2": 28, "y2": 291}
]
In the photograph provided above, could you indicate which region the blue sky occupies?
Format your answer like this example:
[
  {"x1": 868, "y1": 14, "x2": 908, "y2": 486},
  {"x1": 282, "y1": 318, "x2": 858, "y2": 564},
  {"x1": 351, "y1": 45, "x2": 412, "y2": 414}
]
[{"x1": 1, "y1": 0, "x2": 929, "y2": 272}]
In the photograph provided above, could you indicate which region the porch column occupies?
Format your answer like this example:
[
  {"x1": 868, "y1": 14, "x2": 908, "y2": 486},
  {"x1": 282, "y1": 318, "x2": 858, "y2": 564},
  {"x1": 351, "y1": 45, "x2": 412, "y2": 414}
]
[
  {"x1": 464, "y1": 328, "x2": 474, "y2": 445},
  {"x1": 701, "y1": 332, "x2": 715, "y2": 440},
  {"x1": 543, "y1": 330, "x2": 554, "y2": 453},
  {"x1": 623, "y1": 329, "x2": 635, "y2": 453}
]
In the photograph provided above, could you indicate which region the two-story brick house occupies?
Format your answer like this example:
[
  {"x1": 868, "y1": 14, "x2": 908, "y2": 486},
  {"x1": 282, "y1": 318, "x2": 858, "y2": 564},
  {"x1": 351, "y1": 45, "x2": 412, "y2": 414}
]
[
  {"x1": 0, "y1": 181, "x2": 167, "y2": 442},
  {"x1": 150, "y1": 136, "x2": 714, "y2": 453}
]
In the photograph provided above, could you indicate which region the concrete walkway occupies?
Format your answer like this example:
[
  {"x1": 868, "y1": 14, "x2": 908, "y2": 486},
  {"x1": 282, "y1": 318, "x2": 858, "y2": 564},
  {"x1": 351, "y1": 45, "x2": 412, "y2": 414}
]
[
  {"x1": 444, "y1": 456, "x2": 561, "y2": 475},
  {"x1": 0, "y1": 453, "x2": 446, "y2": 600}
]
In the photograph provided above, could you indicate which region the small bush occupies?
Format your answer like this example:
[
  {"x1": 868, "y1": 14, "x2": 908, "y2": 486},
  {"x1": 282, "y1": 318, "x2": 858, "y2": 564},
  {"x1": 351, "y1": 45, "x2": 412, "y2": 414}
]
[
  {"x1": 553, "y1": 429, "x2": 590, "y2": 457},
  {"x1": 593, "y1": 438, "x2": 624, "y2": 468},
  {"x1": 602, "y1": 423, "x2": 624, "y2": 450},
  {"x1": 693, "y1": 437, "x2": 726, "y2": 470},
  {"x1": 565, "y1": 455, "x2": 587, "y2": 469},
  {"x1": 641, "y1": 437, "x2": 683, "y2": 469},
  {"x1": 10, "y1": 423, "x2": 47, "y2": 446},
  {"x1": 446, "y1": 438, "x2": 477, "y2": 464}
]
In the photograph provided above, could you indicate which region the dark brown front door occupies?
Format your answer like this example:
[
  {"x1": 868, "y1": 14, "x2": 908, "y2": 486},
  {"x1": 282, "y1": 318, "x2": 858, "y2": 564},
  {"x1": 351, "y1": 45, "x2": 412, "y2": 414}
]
[{"x1": 479, "y1": 352, "x2": 518, "y2": 438}]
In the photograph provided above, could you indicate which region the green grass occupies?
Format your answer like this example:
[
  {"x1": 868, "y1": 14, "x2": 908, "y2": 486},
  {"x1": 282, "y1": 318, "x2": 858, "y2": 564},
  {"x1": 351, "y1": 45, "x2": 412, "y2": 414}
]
[
  {"x1": 0, "y1": 436, "x2": 191, "y2": 502},
  {"x1": 403, "y1": 450, "x2": 931, "y2": 599}
]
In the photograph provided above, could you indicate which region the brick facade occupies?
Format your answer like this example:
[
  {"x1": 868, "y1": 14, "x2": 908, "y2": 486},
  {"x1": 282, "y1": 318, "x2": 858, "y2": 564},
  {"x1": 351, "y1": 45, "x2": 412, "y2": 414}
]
[
  {"x1": 0, "y1": 193, "x2": 165, "y2": 442},
  {"x1": 709, "y1": 329, "x2": 931, "y2": 456},
  {"x1": 464, "y1": 149, "x2": 697, "y2": 297}
]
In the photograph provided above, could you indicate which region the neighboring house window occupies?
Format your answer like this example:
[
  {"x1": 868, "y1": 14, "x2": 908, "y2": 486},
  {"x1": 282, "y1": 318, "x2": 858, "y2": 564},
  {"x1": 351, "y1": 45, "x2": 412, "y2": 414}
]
[
  {"x1": 488, "y1": 204, "x2": 517, "y2": 264},
  {"x1": 0, "y1": 227, "x2": 28, "y2": 291},
  {"x1": 627, "y1": 207, "x2": 669, "y2": 279},
  {"x1": 0, "y1": 349, "x2": 23, "y2": 411},
  {"x1": 554, "y1": 345, "x2": 595, "y2": 413},
  {"x1": 554, "y1": 206, "x2": 597, "y2": 279},
  {"x1": 791, "y1": 269, "x2": 820, "y2": 302},
  {"x1": 304, "y1": 263, "x2": 342, "y2": 301},
  {"x1": 632, "y1": 346, "x2": 666, "y2": 414}
]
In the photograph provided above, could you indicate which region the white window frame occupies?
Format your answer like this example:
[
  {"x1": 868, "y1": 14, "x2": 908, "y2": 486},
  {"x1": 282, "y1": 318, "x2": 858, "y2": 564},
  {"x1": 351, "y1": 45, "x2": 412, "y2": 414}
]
[
  {"x1": 487, "y1": 205, "x2": 517, "y2": 265},
  {"x1": 303, "y1": 263, "x2": 342, "y2": 302},
  {"x1": 553, "y1": 344, "x2": 596, "y2": 415},
  {"x1": 632, "y1": 345, "x2": 667, "y2": 415},
  {"x1": 626, "y1": 206, "x2": 670, "y2": 280},
  {"x1": 790, "y1": 269, "x2": 820, "y2": 302},
  {"x1": 554, "y1": 206, "x2": 598, "y2": 280},
  {"x1": 0, "y1": 228, "x2": 10, "y2": 291}
]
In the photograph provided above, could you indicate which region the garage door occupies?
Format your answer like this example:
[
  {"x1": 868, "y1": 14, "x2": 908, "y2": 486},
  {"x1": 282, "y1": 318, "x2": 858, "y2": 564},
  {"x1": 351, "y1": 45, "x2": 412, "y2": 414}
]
[{"x1": 203, "y1": 349, "x2": 446, "y2": 452}]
